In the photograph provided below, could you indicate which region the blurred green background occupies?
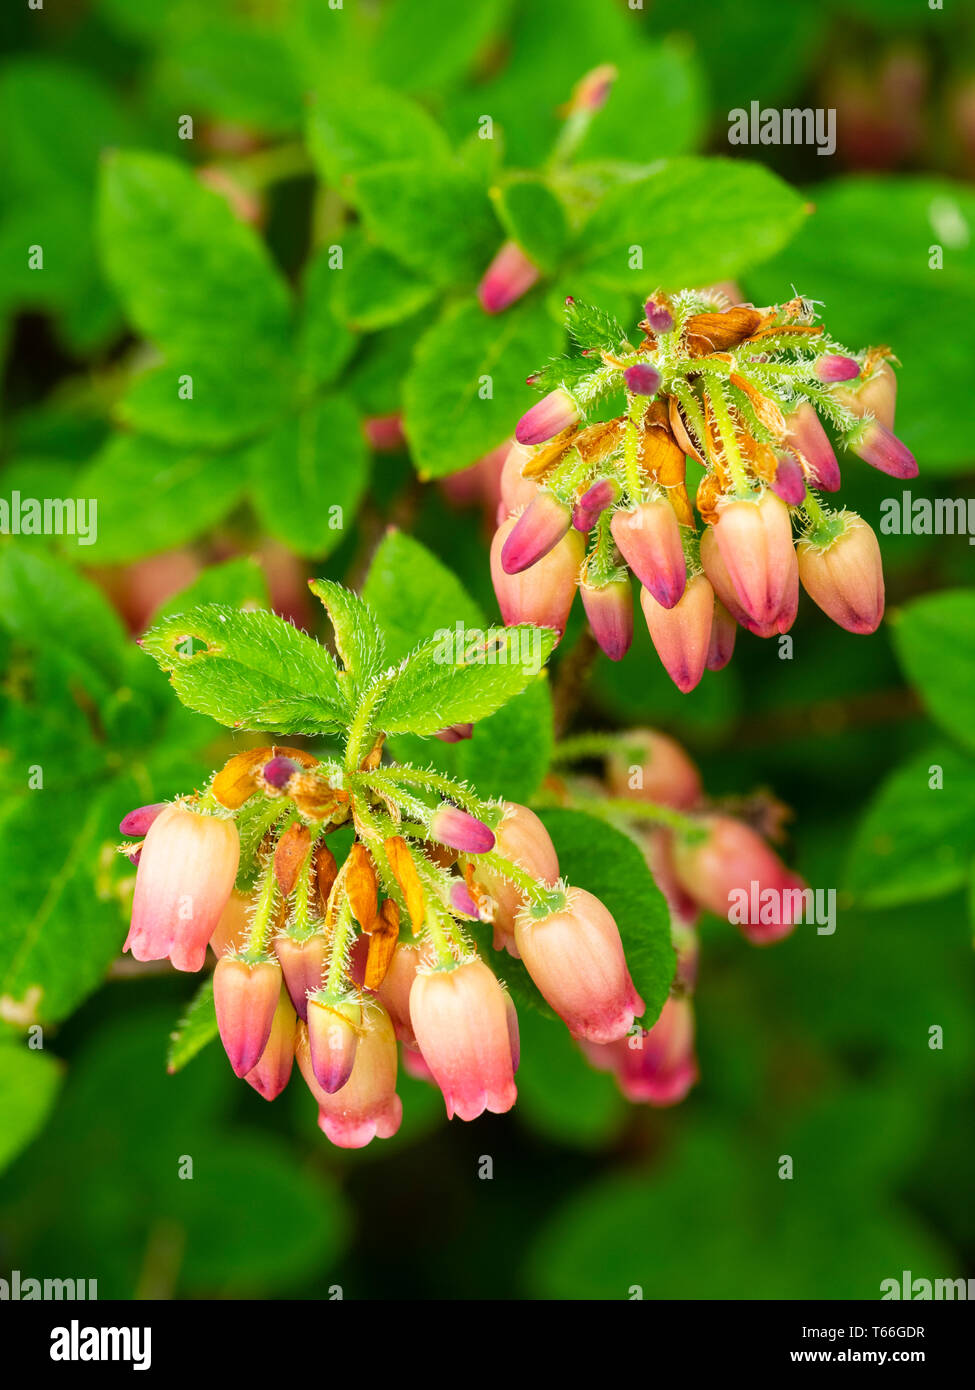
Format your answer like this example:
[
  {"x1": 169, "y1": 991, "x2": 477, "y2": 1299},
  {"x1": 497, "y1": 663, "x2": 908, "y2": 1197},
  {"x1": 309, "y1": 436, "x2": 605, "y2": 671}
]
[{"x1": 1, "y1": 0, "x2": 974, "y2": 1299}]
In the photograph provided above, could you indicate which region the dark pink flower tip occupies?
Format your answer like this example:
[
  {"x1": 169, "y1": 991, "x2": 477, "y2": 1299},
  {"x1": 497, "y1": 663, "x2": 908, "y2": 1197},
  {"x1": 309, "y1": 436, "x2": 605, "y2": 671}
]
[
  {"x1": 127, "y1": 848, "x2": 142, "y2": 866},
  {"x1": 572, "y1": 477, "x2": 619, "y2": 532},
  {"x1": 262, "y1": 755, "x2": 298, "y2": 789},
  {"x1": 500, "y1": 491, "x2": 571, "y2": 574},
  {"x1": 449, "y1": 881, "x2": 480, "y2": 917},
  {"x1": 623, "y1": 362, "x2": 662, "y2": 396},
  {"x1": 434, "y1": 723, "x2": 474, "y2": 744},
  {"x1": 515, "y1": 389, "x2": 579, "y2": 446},
  {"x1": 119, "y1": 803, "x2": 166, "y2": 837},
  {"x1": 580, "y1": 577, "x2": 633, "y2": 661},
  {"x1": 769, "y1": 451, "x2": 806, "y2": 506},
  {"x1": 644, "y1": 300, "x2": 675, "y2": 334},
  {"x1": 363, "y1": 414, "x2": 406, "y2": 452},
  {"x1": 816, "y1": 353, "x2": 861, "y2": 383},
  {"x1": 852, "y1": 421, "x2": 918, "y2": 479},
  {"x1": 430, "y1": 806, "x2": 496, "y2": 854},
  {"x1": 477, "y1": 241, "x2": 541, "y2": 315}
]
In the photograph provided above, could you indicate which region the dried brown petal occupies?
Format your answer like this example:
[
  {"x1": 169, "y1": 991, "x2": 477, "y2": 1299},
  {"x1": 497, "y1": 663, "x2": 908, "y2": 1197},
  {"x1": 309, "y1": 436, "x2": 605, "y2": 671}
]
[
  {"x1": 684, "y1": 307, "x2": 764, "y2": 357},
  {"x1": 274, "y1": 822, "x2": 311, "y2": 897},
  {"x1": 385, "y1": 836, "x2": 426, "y2": 934},
  {"x1": 210, "y1": 747, "x2": 271, "y2": 809},
  {"x1": 314, "y1": 841, "x2": 339, "y2": 914},
  {"x1": 363, "y1": 913, "x2": 399, "y2": 990},
  {"x1": 346, "y1": 841, "x2": 378, "y2": 930}
]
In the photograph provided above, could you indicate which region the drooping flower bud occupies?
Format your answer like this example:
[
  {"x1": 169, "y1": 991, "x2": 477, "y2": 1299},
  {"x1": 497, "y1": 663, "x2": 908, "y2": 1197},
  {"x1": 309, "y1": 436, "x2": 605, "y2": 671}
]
[
  {"x1": 262, "y1": 754, "x2": 298, "y2": 790},
  {"x1": 213, "y1": 956, "x2": 283, "y2": 1078},
  {"x1": 671, "y1": 815, "x2": 805, "y2": 946},
  {"x1": 515, "y1": 888, "x2": 643, "y2": 1044},
  {"x1": 711, "y1": 490, "x2": 796, "y2": 626},
  {"x1": 449, "y1": 880, "x2": 480, "y2": 917},
  {"x1": 244, "y1": 987, "x2": 297, "y2": 1101},
  {"x1": 515, "y1": 388, "x2": 579, "y2": 446},
  {"x1": 580, "y1": 573, "x2": 633, "y2": 661},
  {"x1": 610, "y1": 499, "x2": 686, "y2": 609},
  {"x1": 769, "y1": 450, "x2": 806, "y2": 506},
  {"x1": 606, "y1": 728, "x2": 702, "y2": 810},
  {"x1": 500, "y1": 492, "x2": 572, "y2": 574},
  {"x1": 477, "y1": 240, "x2": 541, "y2": 315},
  {"x1": 490, "y1": 517, "x2": 583, "y2": 635},
  {"x1": 784, "y1": 402, "x2": 841, "y2": 492},
  {"x1": 848, "y1": 419, "x2": 918, "y2": 479},
  {"x1": 833, "y1": 360, "x2": 897, "y2": 430},
  {"x1": 376, "y1": 943, "x2": 422, "y2": 1048},
  {"x1": 572, "y1": 477, "x2": 620, "y2": 532},
  {"x1": 815, "y1": 353, "x2": 861, "y2": 383},
  {"x1": 640, "y1": 572, "x2": 714, "y2": 693},
  {"x1": 623, "y1": 362, "x2": 662, "y2": 396},
  {"x1": 797, "y1": 512, "x2": 885, "y2": 634},
  {"x1": 297, "y1": 1004, "x2": 402, "y2": 1149},
  {"x1": 119, "y1": 803, "x2": 166, "y2": 836},
  {"x1": 706, "y1": 598, "x2": 738, "y2": 670},
  {"x1": 125, "y1": 803, "x2": 240, "y2": 973},
  {"x1": 273, "y1": 932, "x2": 327, "y2": 1021},
  {"x1": 567, "y1": 63, "x2": 617, "y2": 114},
  {"x1": 614, "y1": 997, "x2": 698, "y2": 1105},
  {"x1": 475, "y1": 802, "x2": 560, "y2": 956},
  {"x1": 306, "y1": 995, "x2": 362, "y2": 1094},
  {"x1": 430, "y1": 805, "x2": 495, "y2": 854},
  {"x1": 699, "y1": 525, "x2": 776, "y2": 637},
  {"x1": 499, "y1": 440, "x2": 538, "y2": 516},
  {"x1": 644, "y1": 299, "x2": 675, "y2": 334},
  {"x1": 409, "y1": 959, "x2": 518, "y2": 1120}
]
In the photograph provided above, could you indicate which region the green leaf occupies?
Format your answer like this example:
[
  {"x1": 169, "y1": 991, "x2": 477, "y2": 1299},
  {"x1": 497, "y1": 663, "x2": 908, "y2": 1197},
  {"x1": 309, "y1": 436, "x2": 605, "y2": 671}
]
[
  {"x1": 351, "y1": 161, "x2": 498, "y2": 287},
  {"x1": 115, "y1": 350, "x2": 290, "y2": 447},
  {"x1": 158, "y1": 20, "x2": 304, "y2": 134},
  {"x1": 97, "y1": 151, "x2": 293, "y2": 373},
  {"x1": 373, "y1": 0, "x2": 508, "y2": 93},
  {"x1": 337, "y1": 242, "x2": 437, "y2": 331},
  {"x1": 536, "y1": 809, "x2": 675, "y2": 1028},
  {"x1": 363, "y1": 531, "x2": 555, "y2": 800},
  {"x1": 308, "y1": 579, "x2": 386, "y2": 693},
  {"x1": 247, "y1": 395, "x2": 369, "y2": 559},
  {"x1": 846, "y1": 747, "x2": 975, "y2": 907},
  {"x1": 296, "y1": 244, "x2": 358, "y2": 390},
  {"x1": 491, "y1": 176, "x2": 568, "y2": 272},
  {"x1": 81, "y1": 433, "x2": 249, "y2": 563},
  {"x1": 571, "y1": 156, "x2": 807, "y2": 293},
  {"x1": 0, "y1": 546, "x2": 128, "y2": 693},
  {"x1": 377, "y1": 626, "x2": 557, "y2": 738},
  {"x1": 574, "y1": 41, "x2": 706, "y2": 162},
  {"x1": 890, "y1": 590, "x2": 975, "y2": 753},
  {"x1": 306, "y1": 83, "x2": 451, "y2": 184},
  {"x1": 0, "y1": 1044, "x2": 62, "y2": 1173},
  {"x1": 0, "y1": 780, "x2": 137, "y2": 1026},
  {"x1": 745, "y1": 177, "x2": 975, "y2": 471},
  {"x1": 564, "y1": 296, "x2": 628, "y2": 353},
  {"x1": 141, "y1": 604, "x2": 348, "y2": 733},
  {"x1": 514, "y1": 1008, "x2": 628, "y2": 1149},
  {"x1": 167, "y1": 978, "x2": 219, "y2": 1073},
  {"x1": 403, "y1": 297, "x2": 563, "y2": 478}
]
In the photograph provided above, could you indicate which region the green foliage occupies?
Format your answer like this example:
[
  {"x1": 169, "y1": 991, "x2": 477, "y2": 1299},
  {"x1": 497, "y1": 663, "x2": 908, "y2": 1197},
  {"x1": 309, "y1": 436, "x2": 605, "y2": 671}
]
[
  {"x1": 404, "y1": 298, "x2": 563, "y2": 477},
  {"x1": 491, "y1": 176, "x2": 569, "y2": 271},
  {"x1": 890, "y1": 590, "x2": 975, "y2": 752},
  {"x1": 0, "y1": 1043, "x2": 62, "y2": 1174}
]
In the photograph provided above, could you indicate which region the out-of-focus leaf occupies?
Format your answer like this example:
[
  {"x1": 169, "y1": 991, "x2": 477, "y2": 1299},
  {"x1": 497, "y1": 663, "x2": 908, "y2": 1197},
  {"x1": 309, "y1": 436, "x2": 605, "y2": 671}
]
[
  {"x1": 570, "y1": 157, "x2": 807, "y2": 293},
  {"x1": 81, "y1": 434, "x2": 249, "y2": 563},
  {"x1": 890, "y1": 590, "x2": 975, "y2": 751},
  {"x1": 351, "y1": 161, "x2": 498, "y2": 287},
  {"x1": 306, "y1": 83, "x2": 451, "y2": 184},
  {"x1": 490, "y1": 176, "x2": 568, "y2": 272},
  {"x1": 0, "y1": 1044, "x2": 62, "y2": 1173},
  {"x1": 336, "y1": 242, "x2": 437, "y2": 331},
  {"x1": 847, "y1": 746, "x2": 975, "y2": 907},
  {"x1": 515, "y1": 1008, "x2": 628, "y2": 1149},
  {"x1": 115, "y1": 351, "x2": 290, "y2": 447},
  {"x1": 153, "y1": 557, "x2": 271, "y2": 623},
  {"x1": 574, "y1": 41, "x2": 707, "y2": 162},
  {"x1": 296, "y1": 244, "x2": 358, "y2": 390},
  {"x1": 403, "y1": 297, "x2": 563, "y2": 478},
  {"x1": 167, "y1": 978, "x2": 218, "y2": 1073},
  {"x1": 247, "y1": 395, "x2": 369, "y2": 558},
  {"x1": 537, "y1": 809, "x2": 675, "y2": 1028},
  {"x1": 747, "y1": 178, "x2": 975, "y2": 470},
  {"x1": 157, "y1": 20, "x2": 304, "y2": 134},
  {"x1": 373, "y1": 0, "x2": 508, "y2": 93}
]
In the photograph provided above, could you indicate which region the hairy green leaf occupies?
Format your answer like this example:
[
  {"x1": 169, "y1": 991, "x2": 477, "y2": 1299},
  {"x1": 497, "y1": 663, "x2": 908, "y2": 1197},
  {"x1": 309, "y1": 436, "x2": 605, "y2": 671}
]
[
  {"x1": 167, "y1": 978, "x2": 219, "y2": 1073},
  {"x1": 309, "y1": 579, "x2": 386, "y2": 693}
]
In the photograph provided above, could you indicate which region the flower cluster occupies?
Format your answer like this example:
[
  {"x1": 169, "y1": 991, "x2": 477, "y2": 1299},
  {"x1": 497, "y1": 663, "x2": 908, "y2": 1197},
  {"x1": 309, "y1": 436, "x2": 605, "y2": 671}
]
[
  {"x1": 556, "y1": 723, "x2": 805, "y2": 1105},
  {"x1": 491, "y1": 291, "x2": 918, "y2": 690},
  {"x1": 118, "y1": 742, "x2": 646, "y2": 1148}
]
